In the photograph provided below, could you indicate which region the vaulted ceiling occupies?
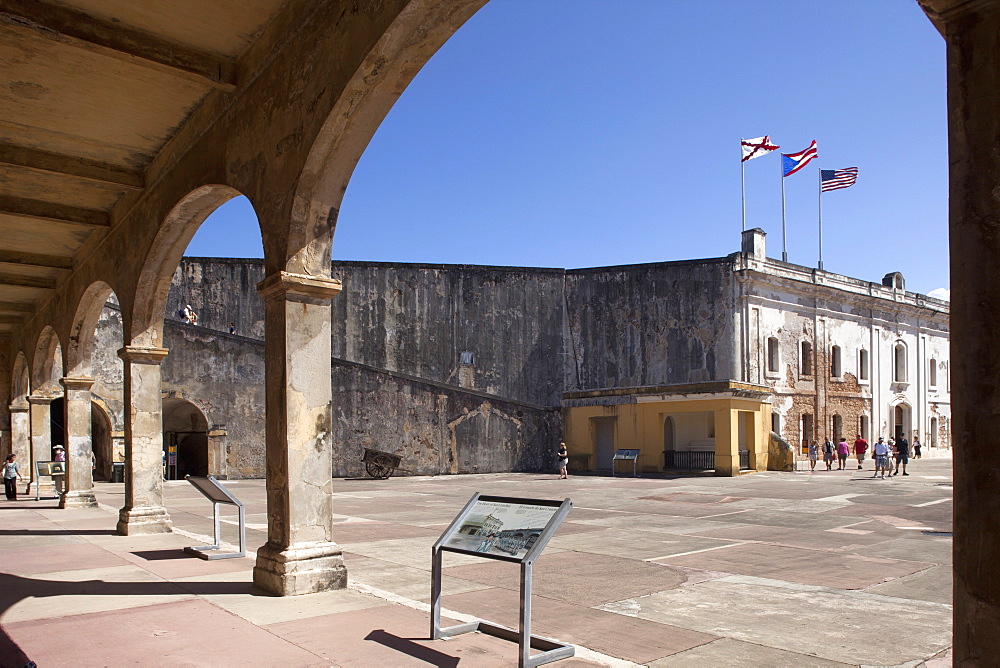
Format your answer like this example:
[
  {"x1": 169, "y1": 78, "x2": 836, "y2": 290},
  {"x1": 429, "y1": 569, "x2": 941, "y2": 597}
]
[{"x1": 0, "y1": 0, "x2": 290, "y2": 334}]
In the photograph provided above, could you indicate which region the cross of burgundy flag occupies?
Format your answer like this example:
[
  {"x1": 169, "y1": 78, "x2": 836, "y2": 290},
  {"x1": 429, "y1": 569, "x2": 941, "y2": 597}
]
[
  {"x1": 741, "y1": 136, "x2": 780, "y2": 162},
  {"x1": 782, "y1": 140, "x2": 818, "y2": 177},
  {"x1": 820, "y1": 167, "x2": 859, "y2": 192}
]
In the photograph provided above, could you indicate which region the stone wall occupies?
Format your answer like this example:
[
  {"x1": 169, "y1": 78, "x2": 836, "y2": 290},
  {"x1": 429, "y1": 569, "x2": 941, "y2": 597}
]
[
  {"x1": 331, "y1": 360, "x2": 561, "y2": 478},
  {"x1": 564, "y1": 259, "x2": 737, "y2": 390},
  {"x1": 330, "y1": 262, "x2": 567, "y2": 407}
]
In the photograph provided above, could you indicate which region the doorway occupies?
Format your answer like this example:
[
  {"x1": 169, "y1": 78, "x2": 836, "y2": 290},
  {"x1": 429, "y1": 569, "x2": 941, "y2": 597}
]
[{"x1": 593, "y1": 417, "x2": 616, "y2": 470}]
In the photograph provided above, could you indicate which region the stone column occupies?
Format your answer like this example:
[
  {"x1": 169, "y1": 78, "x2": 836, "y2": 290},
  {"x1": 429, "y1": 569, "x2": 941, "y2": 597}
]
[
  {"x1": 28, "y1": 395, "x2": 55, "y2": 495},
  {"x1": 207, "y1": 427, "x2": 228, "y2": 478},
  {"x1": 59, "y1": 377, "x2": 98, "y2": 508},
  {"x1": 253, "y1": 271, "x2": 346, "y2": 596},
  {"x1": 944, "y1": 5, "x2": 1000, "y2": 660},
  {"x1": 713, "y1": 406, "x2": 739, "y2": 477},
  {"x1": 8, "y1": 403, "x2": 30, "y2": 467},
  {"x1": 116, "y1": 346, "x2": 172, "y2": 535}
]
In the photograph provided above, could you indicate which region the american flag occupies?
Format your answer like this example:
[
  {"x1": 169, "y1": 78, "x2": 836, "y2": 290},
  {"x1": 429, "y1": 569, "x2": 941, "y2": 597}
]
[{"x1": 820, "y1": 167, "x2": 859, "y2": 192}]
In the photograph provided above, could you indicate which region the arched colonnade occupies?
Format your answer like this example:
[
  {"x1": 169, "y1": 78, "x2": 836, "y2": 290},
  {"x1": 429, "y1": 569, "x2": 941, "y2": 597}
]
[{"x1": 1, "y1": 1, "x2": 999, "y2": 660}]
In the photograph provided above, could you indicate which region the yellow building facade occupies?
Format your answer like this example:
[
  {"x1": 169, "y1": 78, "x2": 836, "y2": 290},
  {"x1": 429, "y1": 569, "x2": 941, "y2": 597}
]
[{"x1": 563, "y1": 381, "x2": 773, "y2": 476}]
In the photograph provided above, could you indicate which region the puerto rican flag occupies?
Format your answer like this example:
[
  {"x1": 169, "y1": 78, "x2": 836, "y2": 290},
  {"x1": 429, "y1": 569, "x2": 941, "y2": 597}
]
[{"x1": 782, "y1": 140, "x2": 818, "y2": 177}]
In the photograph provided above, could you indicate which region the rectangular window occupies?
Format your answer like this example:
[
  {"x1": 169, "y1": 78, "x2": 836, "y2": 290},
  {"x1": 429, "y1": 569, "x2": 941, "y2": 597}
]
[
  {"x1": 831, "y1": 346, "x2": 842, "y2": 377},
  {"x1": 859, "y1": 415, "x2": 869, "y2": 441},
  {"x1": 859, "y1": 349, "x2": 869, "y2": 381},
  {"x1": 767, "y1": 337, "x2": 779, "y2": 373},
  {"x1": 800, "y1": 342, "x2": 813, "y2": 376},
  {"x1": 771, "y1": 412, "x2": 780, "y2": 434}
]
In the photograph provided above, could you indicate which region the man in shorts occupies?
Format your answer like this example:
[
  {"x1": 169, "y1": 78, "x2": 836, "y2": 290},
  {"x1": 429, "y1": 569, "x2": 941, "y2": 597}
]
[
  {"x1": 853, "y1": 434, "x2": 869, "y2": 470},
  {"x1": 893, "y1": 435, "x2": 910, "y2": 476},
  {"x1": 872, "y1": 437, "x2": 890, "y2": 479}
]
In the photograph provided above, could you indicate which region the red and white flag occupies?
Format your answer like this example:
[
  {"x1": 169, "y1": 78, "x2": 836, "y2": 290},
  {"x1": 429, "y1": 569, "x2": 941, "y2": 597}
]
[{"x1": 741, "y1": 136, "x2": 780, "y2": 162}]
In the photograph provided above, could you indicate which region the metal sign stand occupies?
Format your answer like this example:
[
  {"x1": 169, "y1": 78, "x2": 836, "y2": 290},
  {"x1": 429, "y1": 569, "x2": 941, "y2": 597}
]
[
  {"x1": 431, "y1": 493, "x2": 574, "y2": 668},
  {"x1": 183, "y1": 475, "x2": 245, "y2": 560},
  {"x1": 612, "y1": 449, "x2": 640, "y2": 477},
  {"x1": 33, "y1": 461, "x2": 66, "y2": 501}
]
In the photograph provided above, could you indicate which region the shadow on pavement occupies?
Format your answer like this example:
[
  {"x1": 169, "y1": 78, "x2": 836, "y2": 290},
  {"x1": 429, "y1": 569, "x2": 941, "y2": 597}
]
[{"x1": 363, "y1": 629, "x2": 459, "y2": 667}]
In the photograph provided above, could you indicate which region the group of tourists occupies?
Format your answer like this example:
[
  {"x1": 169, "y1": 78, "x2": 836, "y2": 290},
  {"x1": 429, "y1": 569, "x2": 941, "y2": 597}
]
[{"x1": 807, "y1": 434, "x2": 921, "y2": 478}]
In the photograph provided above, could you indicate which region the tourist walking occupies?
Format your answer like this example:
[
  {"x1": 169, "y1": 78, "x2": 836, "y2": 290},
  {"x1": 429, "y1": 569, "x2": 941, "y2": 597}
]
[
  {"x1": 872, "y1": 437, "x2": 890, "y2": 479},
  {"x1": 853, "y1": 434, "x2": 868, "y2": 470},
  {"x1": 822, "y1": 439, "x2": 835, "y2": 470},
  {"x1": 807, "y1": 441, "x2": 819, "y2": 471},
  {"x1": 913, "y1": 436, "x2": 922, "y2": 459},
  {"x1": 556, "y1": 442, "x2": 568, "y2": 479},
  {"x1": 3, "y1": 454, "x2": 22, "y2": 500},
  {"x1": 893, "y1": 435, "x2": 910, "y2": 476},
  {"x1": 836, "y1": 438, "x2": 849, "y2": 470}
]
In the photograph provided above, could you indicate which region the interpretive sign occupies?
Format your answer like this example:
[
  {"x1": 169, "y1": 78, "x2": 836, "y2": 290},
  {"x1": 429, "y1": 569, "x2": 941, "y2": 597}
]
[
  {"x1": 612, "y1": 449, "x2": 640, "y2": 477},
  {"x1": 33, "y1": 461, "x2": 66, "y2": 501},
  {"x1": 440, "y1": 497, "x2": 562, "y2": 562},
  {"x1": 432, "y1": 493, "x2": 574, "y2": 667},
  {"x1": 183, "y1": 475, "x2": 246, "y2": 560}
]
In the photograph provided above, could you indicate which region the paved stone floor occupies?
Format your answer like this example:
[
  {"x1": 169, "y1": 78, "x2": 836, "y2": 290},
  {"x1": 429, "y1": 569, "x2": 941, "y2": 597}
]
[{"x1": 0, "y1": 456, "x2": 953, "y2": 666}]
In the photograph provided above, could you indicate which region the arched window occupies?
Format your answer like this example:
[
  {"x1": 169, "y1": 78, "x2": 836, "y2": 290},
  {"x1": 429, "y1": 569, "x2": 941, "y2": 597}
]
[
  {"x1": 766, "y1": 337, "x2": 779, "y2": 373},
  {"x1": 800, "y1": 341, "x2": 813, "y2": 375},
  {"x1": 830, "y1": 345, "x2": 842, "y2": 377},
  {"x1": 929, "y1": 358, "x2": 938, "y2": 387},
  {"x1": 832, "y1": 414, "x2": 843, "y2": 442},
  {"x1": 859, "y1": 415, "x2": 870, "y2": 441},
  {"x1": 893, "y1": 342, "x2": 907, "y2": 382},
  {"x1": 859, "y1": 349, "x2": 869, "y2": 381}
]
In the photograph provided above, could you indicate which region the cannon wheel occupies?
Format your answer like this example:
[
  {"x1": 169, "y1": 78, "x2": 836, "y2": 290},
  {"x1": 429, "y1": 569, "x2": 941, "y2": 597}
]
[{"x1": 365, "y1": 454, "x2": 395, "y2": 479}]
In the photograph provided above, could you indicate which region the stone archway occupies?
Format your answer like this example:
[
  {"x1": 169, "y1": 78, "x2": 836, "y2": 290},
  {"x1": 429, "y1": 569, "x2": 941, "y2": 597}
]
[{"x1": 162, "y1": 398, "x2": 210, "y2": 480}]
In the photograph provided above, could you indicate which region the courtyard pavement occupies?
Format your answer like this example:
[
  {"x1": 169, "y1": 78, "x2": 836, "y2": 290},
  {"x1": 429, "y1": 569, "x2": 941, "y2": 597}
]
[{"x1": 0, "y1": 456, "x2": 954, "y2": 667}]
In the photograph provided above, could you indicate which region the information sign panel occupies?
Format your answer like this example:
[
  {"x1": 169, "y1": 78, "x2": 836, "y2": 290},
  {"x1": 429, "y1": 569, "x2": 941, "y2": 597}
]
[
  {"x1": 432, "y1": 493, "x2": 574, "y2": 667},
  {"x1": 440, "y1": 496, "x2": 562, "y2": 562},
  {"x1": 183, "y1": 476, "x2": 245, "y2": 559},
  {"x1": 611, "y1": 449, "x2": 640, "y2": 477},
  {"x1": 33, "y1": 461, "x2": 66, "y2": 501}
]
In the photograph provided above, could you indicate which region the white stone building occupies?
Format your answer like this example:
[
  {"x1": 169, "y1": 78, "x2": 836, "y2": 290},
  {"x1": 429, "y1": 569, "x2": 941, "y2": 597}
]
[{"x1": 738, "y1": 228, "x2": 950, "y2": 452}]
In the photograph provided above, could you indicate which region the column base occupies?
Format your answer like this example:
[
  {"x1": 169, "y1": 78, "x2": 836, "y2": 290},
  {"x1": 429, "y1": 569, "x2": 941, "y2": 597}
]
[
  {"x1": 714, "y1": 456, "x2": 739, "y2": 477},
  {"x1": 117, "y1": 506, "x2": 173, "y2": 535},
  {"x1": 59, "y1": 490, "x2": 98, "y2": 509},
  {"x1": 253, "y1": 541, "x2": 347, "y2": 596}
]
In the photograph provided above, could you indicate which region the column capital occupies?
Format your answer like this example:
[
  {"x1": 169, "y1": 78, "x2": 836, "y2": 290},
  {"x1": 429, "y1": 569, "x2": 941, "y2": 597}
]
[
  {"x1": 256, "y1": 271, "x2": 342, "y2": 303},
  {"x1": 118, "y1": 346, "x2": 169, "y2": 365},
  {"x1": 60, "y1": 376, "x2": 95, "y2": 391},
  {"x1": 8, "y1": 402, "x2": 29, "y2": 413},
  {"x1": 27, "y1": 394, "x2": 56, "y2": 406}
]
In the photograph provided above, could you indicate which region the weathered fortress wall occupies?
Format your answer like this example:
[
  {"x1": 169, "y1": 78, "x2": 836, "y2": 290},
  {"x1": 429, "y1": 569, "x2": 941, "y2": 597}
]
[{"x1": 565, "y1": 259, "x2": 737, "y2": 389}]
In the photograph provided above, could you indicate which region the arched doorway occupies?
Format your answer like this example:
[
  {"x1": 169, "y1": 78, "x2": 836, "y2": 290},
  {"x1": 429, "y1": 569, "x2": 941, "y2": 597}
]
[
  {"x1": 892, "y1": 403, "x2": 911, "y2": 442},
  {"x1": 162, "y1": 398, "x2": 209, "y2": 479},
  {"x1": 91, "y1": 402, "x2": 113, "y2": 481}
]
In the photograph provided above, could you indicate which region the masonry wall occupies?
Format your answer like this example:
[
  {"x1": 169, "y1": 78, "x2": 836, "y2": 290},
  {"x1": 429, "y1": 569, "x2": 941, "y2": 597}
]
[
  {"x1": 564, "y1": 259, "x2": 737, "y2": 390},
  {"x1": 331, "y1": 360, "x2": 561, "y2": 477}
]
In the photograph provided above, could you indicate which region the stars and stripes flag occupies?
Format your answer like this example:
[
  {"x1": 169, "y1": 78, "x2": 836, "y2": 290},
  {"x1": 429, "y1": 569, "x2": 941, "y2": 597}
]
[
  {"x1": 782, "y1": 140, "x2": 818, "y2": 177},
  {"x1": 820, "y1": 167, "x2": 859, "y2": 192},
  {"x1": 741, "y1": 136, "x2": 780, "y2": 162}
]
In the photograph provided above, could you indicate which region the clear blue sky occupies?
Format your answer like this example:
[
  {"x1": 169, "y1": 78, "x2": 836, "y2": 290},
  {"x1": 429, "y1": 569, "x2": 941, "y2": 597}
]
[{"x1": 188, "y1": 0, "x2": 949, "y2": 297}]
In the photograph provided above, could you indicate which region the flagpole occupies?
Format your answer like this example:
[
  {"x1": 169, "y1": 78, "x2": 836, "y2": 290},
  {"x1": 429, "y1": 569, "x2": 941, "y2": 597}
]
[
  {"x1": 818, "y1": 168, "x2": 824, "y2": 271},
  {"x1": 741, "y1": 139, "x2": 746, "y2": 232},
  {"x1": 780, "y1": 156, "x2": 788, "y2": 262}
]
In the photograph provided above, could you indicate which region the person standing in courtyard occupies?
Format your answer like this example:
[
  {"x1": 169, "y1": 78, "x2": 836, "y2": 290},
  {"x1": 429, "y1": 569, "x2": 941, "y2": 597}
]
[
  {"x1": 3, "y1": 454, "x2": 22, "y2": 500},
  {"x1": 893, "y1": 434, "x2": 910, "y2": 476},
  {"x1": 822, "y1": 438, "x2": 835, "y2": 470},
  {"x1": 556, "y1": 442, "x2": 568, "y2": 479},
  {"x1": 853, "y1": 434, "x2": 869, "y2": 470},
  {"x1": 913, "y1": 435, "x2": 922, "y2": 459},
  {"x1": 873, "y1": 437, "x2": 890, "y2": 479},
  {"x1": 836, "y1": 437, "x2": 849, "y2": 470},
  {"x1": 807, "y1": 441, "x2": 819, "y2": 471}
]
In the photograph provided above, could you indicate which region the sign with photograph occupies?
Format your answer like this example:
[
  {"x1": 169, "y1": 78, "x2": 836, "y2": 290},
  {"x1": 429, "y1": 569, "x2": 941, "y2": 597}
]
[
  {"x1": 440, "y1": 495, "x2": 565, "y2": 562},
  {"x1": 36, "y1": 461, "x2": 66, "y2": 476}
]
